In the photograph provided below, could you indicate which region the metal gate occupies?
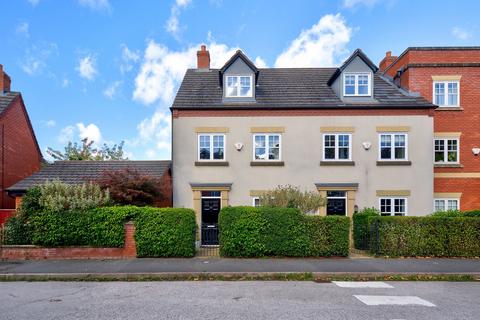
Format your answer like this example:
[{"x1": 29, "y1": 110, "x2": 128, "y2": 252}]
[{"x1": 201, "y1": 223, "x2": 219, "y2": 246}]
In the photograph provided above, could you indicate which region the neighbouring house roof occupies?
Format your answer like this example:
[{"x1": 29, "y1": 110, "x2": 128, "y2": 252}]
[
  {"x1": 6, "y1": 160, "x2": 172, "y2": 194},
  {"x1": 172, "y1": 67, "x2": 434, "y2": 110},
  {"x1": 0, "y1": 91, "x2": 20, "y2": 115}
]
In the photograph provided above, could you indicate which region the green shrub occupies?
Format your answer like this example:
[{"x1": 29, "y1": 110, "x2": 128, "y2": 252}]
[
  {"x1": 304, "y1": 216, "x2": 350, "y2": 256},
  {"x1": 462, "y1": 210, "x2": 480, "y2": 217},
  {"x1": 258, "y1": 185, "x2": 325, "y2": 214},
  {"x1": 352, "y1": 207, "x2": 380, "y2": 250},
  {"x1": 134, "y1": 208, "x2": 196, "y2": 257},
  {"x1": 219, "y1": 206, "x2": 350, "y2": 257},
  {"x1": 369, "y1": 216, "x2": 480, "y2": 257},
  {"x1": 430, "y1": 210, "x2": 463, "y2": 217},
  {"x1": 30, "y1": 206, "x2": 140, "y2": 247}
]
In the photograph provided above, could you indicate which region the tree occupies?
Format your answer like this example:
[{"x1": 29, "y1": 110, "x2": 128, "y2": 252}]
[
  {"x1": 95, "y1": 168, "x2": 166, "y2": 206},
  {"x1": 47, "y1": 138, "x2": 126, "y2": 161},
  {"x1": 258, "y1": 185, "x2": 326, "y2": 214}
]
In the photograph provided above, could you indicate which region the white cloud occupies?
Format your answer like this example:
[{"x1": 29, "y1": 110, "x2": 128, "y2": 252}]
[
  {"x1": 103, "y1": 81, "x2": 122, "y2": 99},
  {"x1": 78, "y1": 0, "x2": 111, "y2": 11},
  {"x1": 45, "y1": 120, "x2": 56, "y2": 127},
  {"x1": 120, "y1": 44, "x2": 140, "y2": 74},
  {"x1": 255, "y1": 56, "x2": 268, "y2": 68},
  {"x1": 137, "y1": 110, "x2": 172, "y2": 153},
  {"x1": 77, "y1": 123, "x2": 102, "y2": 143},
  {"x1": 166, "y1": 0, "x2": 192, "y2": 38},
  {"x1": 452, "y1": 27, "x2": 472, "y2": 40},
  {"x1": 21, "y1": 42, "x2": 58, "y2": 75},
  {"x1": 274, "y1": 14, "x2": 351, "y2": 68},
  {"x1": 342, "y1": 0, "x2": 380, "y2": 8},
  {"x1": 62, "y1": 78, "x2": 70, "y2": 88},
  {"x1": 58, "y1": 125, "x2": 75, "y2": 143},
  {"x1": 28, "y1": 0, "x2": 40, "y2": 6},
  {"x1": 16, "y1": 22, "x2": 29, "y2": 37},
  {"x1": 76, "y1": 54, "x2": 98, "y2": 80}
]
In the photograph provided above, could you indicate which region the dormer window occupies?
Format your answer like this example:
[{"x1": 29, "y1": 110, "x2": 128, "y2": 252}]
[
  {"x1": 343, "y1": 73, "x2": 372, "y2": 96},
  {"x1": 226, "y1": 75, "x2": 252, "y2": 97}
]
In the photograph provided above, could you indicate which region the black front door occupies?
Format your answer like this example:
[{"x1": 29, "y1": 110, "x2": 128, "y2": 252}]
[
  {"x1": 326, "y1": 191, "x2": 347, "y2": 216},
  {"x1": 201, "y1": 198, "x2": 220, "y2": 245}
]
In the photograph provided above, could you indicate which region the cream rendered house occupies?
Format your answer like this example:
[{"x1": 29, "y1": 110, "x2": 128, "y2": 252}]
[{"x1": 171, "y1": 46, "x2": 436, "y2": 246}]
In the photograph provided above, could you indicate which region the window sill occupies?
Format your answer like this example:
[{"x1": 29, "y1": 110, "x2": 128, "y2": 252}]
[
  {"x1": 195, "y1": 161, "x2": 229, "y2": 167},
  {"x1": 250, "y1": 161, "x2": 284, "y2": 167},
  {"x1": 435, "y1": 106, "x2": 463, "y2": 111},
  {"x1": 377, "y1": 161, "x2": 412, "y2": 166},
  {"x1": 320, "y1": 161, "x2": 355, "y2": 166},
  {"x1": 434, "y1": 163, "x2": 463, "y2": 168}
]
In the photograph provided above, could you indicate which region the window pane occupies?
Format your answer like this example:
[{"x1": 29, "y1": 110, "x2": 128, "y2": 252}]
[
  {"x1": 324, "y1": 135, "x2": 335, "y2": 159},
  {"x1": 199, "y1": 135, "x2": 211, "y2": 159},
  {"x1": 240, "y1": 76, "x2": 252, "y2": 97},
  {"x1": 380, "y1": 198, "x2": 391, "y2": 216},
  {"x1": 434, "y1": 139, "x2": 445, "y2": 162},
  {"x1": 434, "y1": 200, "x2": 445, "y2": 212},
  {"x1": 394, "y1": 199, "x2": 406, "y2": 216},
  {"x1": 254, "y1": 135, "x2": 266, "y2": 160},
  {"x1": 447, "y1": 139, "x2": 458, "y2": 162},
  {"x1": 358, "y1": 75, "x2": 369, "y2": 95},
  {"x1": 253, "y1": 198, "x2": 260, "y2": 207},
  {"x1": 345, "y1": 75, "x2": 355, "y2": 95},
  {"x1": 394, "y1": 135, "x2": 406, "y2": 159},
  {"x1": 447, "y1": 200, "x2": 458, "y2": 211},
  {"x1": 435, "y1": 83, "x2": 445, "y2": 105},
  {"x1": 226, "y1": 77, "x2": 238, "y2": 97},
  {"x1": 212, "y1": 135, "x2": 224, "y2": 160},
  {"x1": 447, "y1": 82, "x2": 458, "y2": 105},
  {"x1": 268, "y1": 135, "x2": 280, "y2": 160},
  {"x1": 202, "y1": 191, "x2": 221, "y2": 197},
  {"x1": 380, "y1": 135, "x2": 392, "y2": 159},
  {"x1": 327, "y1": 191, "x2": 346, "y2": 197}
]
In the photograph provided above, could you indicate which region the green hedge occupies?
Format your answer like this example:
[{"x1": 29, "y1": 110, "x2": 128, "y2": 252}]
[
  {"x1": 352, "y1": 208, "x2": 380, "y2": 250},
  {"x1": 30, "y1": 206, "x2": 140, "y2": 247},
  {"x1": 134, "y1": 208, "x2": 196, "y2": 257},
  {"x1": 369, "y1": 216, "x2": 480, "y2": 257},
  {"x1": 219, "y1": 206, "x2": 349, "y2": 257}
]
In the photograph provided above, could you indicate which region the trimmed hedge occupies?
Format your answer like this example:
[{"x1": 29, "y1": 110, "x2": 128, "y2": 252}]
[
  {"x1": 352, "y1": 208, "x2": 379, "y2": 250},
  {"x1": 219, "y1": 206, "x2": 350, "y2": 257},
  {"x1": 30, "y1": 206, "x2": 140, "y2": 247},
  {"x1": 369, "y1": 216, "x2": 480, "y2": 257},
  {"x1": 134, "y1": 208, "x2": 196, "y2": 257}
]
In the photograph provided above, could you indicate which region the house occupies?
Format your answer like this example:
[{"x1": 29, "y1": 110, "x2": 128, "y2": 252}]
[
  {"x1": 171, "y1": 46, "x2": 436, "y2": 246},
  {"x1": 0, "y1": 64, "x2": 42, "y2": 219},
  {"x1": 380, "y1": 47, "x2": 480, "y2": 211},
  {"x1": 6, "y1": 160, "x2": 173, "y2": 208}
]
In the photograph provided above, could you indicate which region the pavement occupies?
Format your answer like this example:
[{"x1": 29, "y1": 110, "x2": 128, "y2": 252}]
[
  {"x1": 1, "y1": 281, "x2": 479, "y2": 319},
  {"x1": 0, "y1": 258, "x2": 479, "y2": 279}
]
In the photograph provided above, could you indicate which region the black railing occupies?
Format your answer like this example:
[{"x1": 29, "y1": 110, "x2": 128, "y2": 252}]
[{"x1": 201, "y1": 223, "x2": 219, "y2": 246}]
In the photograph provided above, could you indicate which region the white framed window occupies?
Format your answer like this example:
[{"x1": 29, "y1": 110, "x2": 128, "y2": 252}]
[
  {"x1": 379, "y1": 197, "x2": 407, "y2": 216},
  {"x1": 226, "y1": 75, "x2": 253, "y2": 98},
  {"x1": 434, "y1": 198, "x2": 459, "y2": 212},
  {"x1": 253, "y1": 134, "x2": 281, "y2": 161},
  {"x1": 433, "y1": 81, "x2": 459, "y2": 107},
  {"x1": 434, "y1": 138, "x2": 459, "y2": 164},
  {"x1": 252, "y1": 197, "x2": 260, "y2": 207},
  {"x1": 323, "y1": 134, "x2": 352, "y2": 161},
  {"x1": 343, "y1": 73, "x2": 372, "y2": 96},
  {"x1": 198, "y1": 134, "x2": 225, "y2": 161},
  {"x1": 379, "y1": 133, "x2": 408, "y2": 160}
]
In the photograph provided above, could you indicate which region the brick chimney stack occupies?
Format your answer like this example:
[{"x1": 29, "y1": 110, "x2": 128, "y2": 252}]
[
  {"x1": 0, "y1": 64, "x2": 11, "y2": 94},
  {"x1": 379, "y1": 51, "x2": 398, "y2": 73},
  {"x1": 197, "y1": 45, "x2": 210, "y2": 70}
]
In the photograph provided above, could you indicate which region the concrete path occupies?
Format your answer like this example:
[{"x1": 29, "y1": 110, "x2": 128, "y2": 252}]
[
  {"x1": 0, "y1": 257, "x2": 479, "y2": 275},
  {"x1": 1, "y1": 281, "x2": 479, "y2": 319}
]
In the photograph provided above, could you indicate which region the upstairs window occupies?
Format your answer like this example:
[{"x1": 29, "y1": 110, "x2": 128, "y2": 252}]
[
  {"x1": 433, "y1": 81, "x2": 459, "y2": 107},
  {"x1": 343, "y1": 73, "x2": 372, "y2": 96},
  {"x1": 253, "y1": 134, "x2": 281, "y2": 161},
  {"x1": 379, "y1": 133, "x2": 407, "y2": 160},
  {"x1": 226, "y1": 75, "x2": 253, "y2": 97},
  {"x1": 323, "y1": 134, "x2": 352, "y2": 161},
  {"x1": 380, "y1": 198, "x2": 407, "y2": 216},
  {"x1": 434, "y1": 138, "x2": 459, "y2": 163},
  {"x1": 198, "y1": 134, "x2": 225, "y2": 161}
]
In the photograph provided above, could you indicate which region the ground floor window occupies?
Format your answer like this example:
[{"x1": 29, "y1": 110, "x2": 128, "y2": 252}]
[
  {"x1": 326, "y1": 191, "x2": 347, "y2": 215},
  {"x1": 434, "y1": 198, "x2": 459, "y2": 212},
  {"x1": 379, "y1": 197, "x2": 407, "y2": 216},
  {"x1": 252, "y1": 197, "x2": 260, "y2": 207}
]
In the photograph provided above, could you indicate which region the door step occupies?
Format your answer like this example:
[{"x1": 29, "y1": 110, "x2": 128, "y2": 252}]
[{"x1": 196, "y1": 246, "x2": 220, "y2": 258}]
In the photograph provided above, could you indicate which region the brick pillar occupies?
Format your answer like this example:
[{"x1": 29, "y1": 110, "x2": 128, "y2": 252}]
[
  {"x1": 123, "y1": 222, "x2": 137, "y2": 258},
  {"x1": 15, "y1": 196, "x2": 22, "y2": 209}
]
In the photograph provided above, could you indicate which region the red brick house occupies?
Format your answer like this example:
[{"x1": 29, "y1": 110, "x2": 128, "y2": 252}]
[
  {"x1": 380, "y1": 47, "x2": 480, "y2": 211},
  {"x1": 0, "y1": 64, "x2": 42, "y2": 217}
]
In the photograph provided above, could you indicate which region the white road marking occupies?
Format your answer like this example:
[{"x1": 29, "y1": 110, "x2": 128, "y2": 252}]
[
  {"x1": 333, "y1": 281, "x2": 393, "y2": 288},
  {"x1": 354, "y1": 295, "x2": 436, "y2": 307}
]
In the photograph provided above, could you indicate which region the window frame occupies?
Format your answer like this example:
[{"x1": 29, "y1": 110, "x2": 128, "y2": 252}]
[
  {"x1": 378, "y1": 133, "x2": 409, "y2": 161},
  {"x1": 343, "y1": 72, "x2": 372, "y2": 97},
  {"x1": 378, "y1": 197, "x2": 408, "y2": 216},
  {"x1": 433, "y1": 198, "x2": 460, "y2": 212},
  {"x1": 252, "y1": 133, "x2": 282, "y2": 161},
  {"x1": 322, "y1": 133, "x2": 352, "y2": 161},
  {"x1": 432, "y1": 80, "x2": 460, "y2": 107},
  {"x1": 252, "y1": 197, "x2": 260, "y2": 207},
  {"x1": 434, "y1": 138, "x2": 460, "y2": 164},
  {"x1": 225, "y1": 75, "x2": 253, "y2": 98},
  {"x1": 197, "y1": 133, "x2": 226, "y2": 161}
]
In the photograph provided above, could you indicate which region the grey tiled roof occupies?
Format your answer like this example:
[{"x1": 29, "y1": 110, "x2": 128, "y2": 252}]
[
  {"x1": 172, "y1": 68, "x2": 434, "y2": 109},
  {"x1": 7, "y1": 160, "x2": 171, "y2": 193},
  {"x1": 0, "y1": 92, "x2": 19, "y2": 115}
]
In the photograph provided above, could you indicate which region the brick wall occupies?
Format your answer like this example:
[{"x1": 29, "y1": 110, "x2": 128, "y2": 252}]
[
  {"x1": 0, "y1": 222, "x2": 137, "y2": 260},
  {"x1": 0, "y1": 94, "x2": 42, "y2": 209}
]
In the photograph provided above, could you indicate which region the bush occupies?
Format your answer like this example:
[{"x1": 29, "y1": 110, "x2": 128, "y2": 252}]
[
  {"x1": 258, "y1": 185, "x2": 325, "y2": 214},
  {"x1": 219, "y1": 206, "x2": 349, "y2": 257},
  {"x1": 352, "y1": 207, "x2": 380, "y2": 250},
  {"x1": 134, "y1": 208, "x2": 196, "y2": 257},
  {"x1": 369, "y1": 216, "x2": 480, "y2": 257},
  {"x1": 30, "y1": 206, "x2": 140, "y2": 247}
]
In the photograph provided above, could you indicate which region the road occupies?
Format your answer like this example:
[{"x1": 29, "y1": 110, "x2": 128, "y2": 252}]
[{"x1": 0, "y1": 281, "x2": 478, "y2": 319}]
